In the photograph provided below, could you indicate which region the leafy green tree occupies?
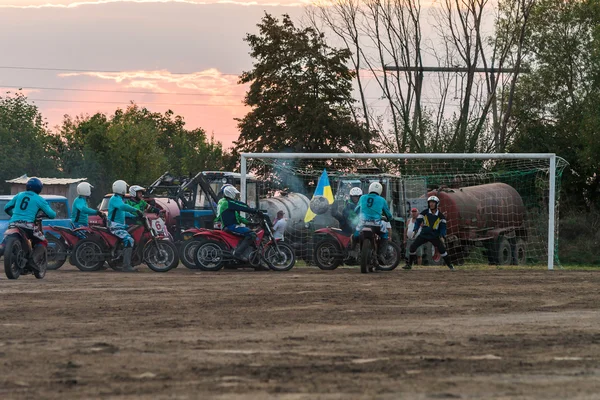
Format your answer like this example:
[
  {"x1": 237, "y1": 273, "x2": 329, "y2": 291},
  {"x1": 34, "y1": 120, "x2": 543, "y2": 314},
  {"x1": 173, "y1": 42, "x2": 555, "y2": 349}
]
[
  {"x1": 0, "y1": 92, "x2": 57, "y2": 193},
  {"x1": 509, "y1": 0, "x2": 600, "y2": 209},
  {"x1": 235, "y1": 13, "x2": 373, "y2": 153}
]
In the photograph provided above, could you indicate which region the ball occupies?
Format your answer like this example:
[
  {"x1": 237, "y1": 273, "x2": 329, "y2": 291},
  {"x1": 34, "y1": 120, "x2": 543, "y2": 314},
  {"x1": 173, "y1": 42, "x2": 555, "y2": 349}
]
[{"x1": 309, "y1": 195, "x2": 331, "y2": 215}]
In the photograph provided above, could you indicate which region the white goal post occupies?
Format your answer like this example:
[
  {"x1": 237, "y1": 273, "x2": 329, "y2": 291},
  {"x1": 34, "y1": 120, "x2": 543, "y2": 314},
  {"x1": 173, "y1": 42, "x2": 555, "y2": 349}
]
[{"x1": 240, "y1": 153, "x2": 564, "y2": 270}]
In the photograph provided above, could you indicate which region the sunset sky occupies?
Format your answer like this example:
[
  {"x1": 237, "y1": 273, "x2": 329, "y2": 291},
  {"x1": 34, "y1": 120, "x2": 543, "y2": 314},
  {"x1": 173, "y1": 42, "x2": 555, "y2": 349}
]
[{"x1": 0, "y1": 0, "x2": 308, "y2": 149}]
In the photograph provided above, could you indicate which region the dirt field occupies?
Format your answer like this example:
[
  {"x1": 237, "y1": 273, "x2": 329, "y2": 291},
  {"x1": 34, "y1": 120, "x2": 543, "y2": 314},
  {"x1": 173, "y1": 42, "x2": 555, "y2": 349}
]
[{"x1": 1, "y1": 265, "x2": 599, "y2": 399}]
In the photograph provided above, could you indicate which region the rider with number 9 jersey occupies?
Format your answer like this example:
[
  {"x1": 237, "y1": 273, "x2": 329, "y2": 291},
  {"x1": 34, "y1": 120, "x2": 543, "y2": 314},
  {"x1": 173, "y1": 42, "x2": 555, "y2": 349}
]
[{"x1": 4, "y1": 191, "x2": 57, "y2": 223}]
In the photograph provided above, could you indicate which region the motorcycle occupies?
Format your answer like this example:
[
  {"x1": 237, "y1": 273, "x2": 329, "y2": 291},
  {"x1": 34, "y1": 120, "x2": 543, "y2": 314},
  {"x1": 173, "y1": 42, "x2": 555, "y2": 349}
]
[
  {"x1": 44, "y1": 216, "x2": 107, "y2": 270},
  {"x1": 71, "y1": 215, "x2": 179, "y2": 272},
  {"x1": 2, "y1": 213, "x2": 49, "y2": 279},
  {"x1": 193, "y1": 213, "x2": 295, "y2": 272},
  {"x1": 358, "y1": 223, "x2": 401, "y2": 274},
  {"x1": 313, "y1": 226, "x2": 401, "y2": 272}
]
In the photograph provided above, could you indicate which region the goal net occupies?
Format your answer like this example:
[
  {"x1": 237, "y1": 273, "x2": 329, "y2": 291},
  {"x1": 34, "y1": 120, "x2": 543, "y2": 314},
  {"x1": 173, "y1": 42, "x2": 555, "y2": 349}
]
[{"x1": 240, "y1": 153, "x2": 568, "y2": 270}]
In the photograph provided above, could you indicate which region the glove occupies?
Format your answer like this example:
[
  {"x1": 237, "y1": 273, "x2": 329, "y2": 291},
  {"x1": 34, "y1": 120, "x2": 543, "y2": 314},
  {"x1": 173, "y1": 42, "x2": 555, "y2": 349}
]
[
  {"x1": 136, "y1": 210, "x2": 144, "y2": 218},
  {"x1": 96, "y1": 210, "x2": 103, "y2": 216}
]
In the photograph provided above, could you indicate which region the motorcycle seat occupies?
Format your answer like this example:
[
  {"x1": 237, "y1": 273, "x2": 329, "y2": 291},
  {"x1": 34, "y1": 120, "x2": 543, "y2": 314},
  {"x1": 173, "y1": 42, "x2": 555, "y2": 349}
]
[{"x1": 223, "y1": 228, "x2": 246, "y2": 237}]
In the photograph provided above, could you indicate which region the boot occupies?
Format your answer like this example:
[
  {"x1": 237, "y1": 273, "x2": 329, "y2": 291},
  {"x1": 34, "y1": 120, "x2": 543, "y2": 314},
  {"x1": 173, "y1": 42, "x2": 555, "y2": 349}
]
[
  {"x1": 122, "y1": 247, "x2": 136, "y2": 272},
  {"x1": 443, "y1": 255, "x2": 455, "y2": 271},
  {"x1": 403, "y1": 254, "x2": 417, "y2": 270},
  {"x1": 233, "y1": 236, "x2": 253, "y2": 262}
]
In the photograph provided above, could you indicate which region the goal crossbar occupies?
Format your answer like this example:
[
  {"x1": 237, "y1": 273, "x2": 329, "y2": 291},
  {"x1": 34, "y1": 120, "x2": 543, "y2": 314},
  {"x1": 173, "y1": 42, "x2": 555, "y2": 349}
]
[{"x1": 240, "y1": 153, "x2": 559, "y2": 270}]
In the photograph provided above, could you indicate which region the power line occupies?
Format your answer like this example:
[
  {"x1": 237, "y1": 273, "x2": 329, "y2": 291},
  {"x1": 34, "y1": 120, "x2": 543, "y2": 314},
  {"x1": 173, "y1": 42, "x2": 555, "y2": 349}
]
[
  {"x1": 28, "y1": 98, "x2": 242, "y2": 107},
  {"x1": 0, "y1": 65, "x2": 241, "y2": 76},
  {"x1": 1, "y1": 84, "x2": 245, "y2": 97}
]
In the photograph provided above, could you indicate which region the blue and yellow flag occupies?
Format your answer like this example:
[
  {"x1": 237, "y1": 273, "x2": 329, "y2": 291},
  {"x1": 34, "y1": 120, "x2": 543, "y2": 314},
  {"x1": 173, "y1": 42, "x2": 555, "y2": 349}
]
[{"x1": 304, "y1": 169, "x2": 335, "y2": 223}]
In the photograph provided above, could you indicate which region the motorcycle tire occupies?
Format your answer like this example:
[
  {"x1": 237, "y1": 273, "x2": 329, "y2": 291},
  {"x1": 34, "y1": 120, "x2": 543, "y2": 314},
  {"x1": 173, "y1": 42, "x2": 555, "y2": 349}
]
[
  {"x1": 376, "y1": 241, "x2": 402, "y2": 272},
  {"x1": 72, "y1": 238, "x2": 105, "y2": 272},
  {"x1": 264, "y1": 242, "x2": 295, "y2": 271},
  {"x1": 45, "y1": 234, "x2": 67, "y2": 270},
  {"x1": 179, "y1": 238, "x2": 202, "y2": 269},
  {"x1": 33, "y1": 246, "x2": 47, "y2": 279},
  {"x1": 195, "y1": 240, "x2": 225, "y2": 271},
  {"x1": 144, "y1": 240, "x2": 179, "y2": 272},
  {"x1": 360, "y1": 240, "x2": 372, "y2": 274},
  {"x1": 313, "y1": 238, "x2": 343, "y2": 270},
  {"x1": 4, "y1": 236, "x2": 24, "y2": 279}
]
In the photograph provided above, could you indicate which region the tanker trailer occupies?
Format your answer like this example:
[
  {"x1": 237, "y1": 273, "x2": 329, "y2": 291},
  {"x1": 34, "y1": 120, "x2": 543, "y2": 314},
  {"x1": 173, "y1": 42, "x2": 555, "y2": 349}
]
[
  {"x1": 430, "y1": 183, "x2": 527, "y2": 265},
  {"x1": 259, "y1": 193, "x2": 340, "y2": 262}
]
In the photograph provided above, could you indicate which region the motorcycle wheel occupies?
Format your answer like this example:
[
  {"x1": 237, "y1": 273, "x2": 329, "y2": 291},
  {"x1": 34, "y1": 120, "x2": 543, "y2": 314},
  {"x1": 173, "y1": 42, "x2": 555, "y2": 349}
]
[
  {"x1": 179, "y1": 238, "x2": 202, "y2": 269},
  {"x1": 45, "y1": 235, "x2": 67, "y2": 270},
  {"x1": 4, "y1": 236, "x2": 24, "y2": 279},
  {"x1": 195, "y1": 240, "x2": 225, "y2": 271},
  {"x1": 360, "y1": 239, "x2": 372, "y2": 274},
  {"x1": 377, "y1": 241, "x2": 401, "y2": 272},
  {"x1": 144, "y1": 240, "x2": 179, "y2": 272},
  {"x1": 313, "y1": 239, "x2": 342, "y2": 270},
  {"x1": 33, "y1": 246, "x2": 47, "y2": 279},
  {"x1": 264, "y1": 243, "x2": 295, "y2": 271},
  {"x1": 72, "y1": 239, "x2": 105, "y2": 272}
]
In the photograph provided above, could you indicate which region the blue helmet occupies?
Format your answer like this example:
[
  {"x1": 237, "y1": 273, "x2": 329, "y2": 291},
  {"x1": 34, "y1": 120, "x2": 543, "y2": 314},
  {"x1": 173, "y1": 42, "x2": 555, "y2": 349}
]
[{"x1": 26, "y1": 178, "x2": 43, "y2": 194}]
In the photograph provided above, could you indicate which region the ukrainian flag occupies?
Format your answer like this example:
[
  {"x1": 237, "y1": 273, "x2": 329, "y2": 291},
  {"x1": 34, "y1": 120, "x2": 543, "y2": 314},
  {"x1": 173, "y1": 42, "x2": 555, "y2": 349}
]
[{"x1": 304, "y1": 169, "x2": 335, "y2": 223}]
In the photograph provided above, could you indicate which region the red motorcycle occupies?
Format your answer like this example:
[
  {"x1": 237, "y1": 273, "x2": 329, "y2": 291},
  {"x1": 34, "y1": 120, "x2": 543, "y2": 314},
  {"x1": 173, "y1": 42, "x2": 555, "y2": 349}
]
[
  {"x1": 44, "y1": 219, "x2": 106, "y2": 270},
  {"x1": 313, "y1": 226, "x2": 401, "y2": 272},
  {"x1": 72, "y1": 215, "x2": 178, "y2": 272},
  {"x1": 179, "y1": 227, "x2": 208, "y2": 269},
  {"x1": 3, "y1": 215, "x2": 48, "y2": 279},
  {"x1": 193, "y1": 213, "x2": 295, "y2": 272}
]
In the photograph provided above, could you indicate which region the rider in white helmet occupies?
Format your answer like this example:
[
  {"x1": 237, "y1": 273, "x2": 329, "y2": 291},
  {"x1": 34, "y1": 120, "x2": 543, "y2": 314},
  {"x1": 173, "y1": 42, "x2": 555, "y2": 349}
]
[
  {"x1": 108, "y1": 180, "x2": 143, "y2": 272},
  {"x1": 72, "y1": 182, "x2": 103, "y2": 228},
  {"x1": 403, "y1": 195, "x2": 454, "y2": 271},
  {"x1": 339, "y1": 186, "x2": 363, "y2": 235},
  {"x1": 125, "y1": 185, "x2": 161, "y2": 224},
  {"x1": 354, "y1": 182, "x2": 393, "y2": 261},
  {"x1": 215, "y1": 184, "x2": 261, "y2": 262}
]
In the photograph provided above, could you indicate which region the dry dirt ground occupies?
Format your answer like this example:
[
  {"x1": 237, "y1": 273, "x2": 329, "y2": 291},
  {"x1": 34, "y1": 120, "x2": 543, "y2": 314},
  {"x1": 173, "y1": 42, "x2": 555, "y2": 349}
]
[{"x1": 1, "y1": 265, "x2": 599, "y2": 399}]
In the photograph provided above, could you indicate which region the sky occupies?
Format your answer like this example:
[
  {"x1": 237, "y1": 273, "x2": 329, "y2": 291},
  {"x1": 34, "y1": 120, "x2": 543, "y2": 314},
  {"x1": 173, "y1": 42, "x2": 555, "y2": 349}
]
[{"x1": 0, "y1": 0, "x2": 308, "y2": 148}]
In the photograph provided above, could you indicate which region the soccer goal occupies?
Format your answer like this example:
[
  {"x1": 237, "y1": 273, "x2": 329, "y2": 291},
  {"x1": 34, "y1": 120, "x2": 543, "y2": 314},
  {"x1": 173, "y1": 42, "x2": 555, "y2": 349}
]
[{"x1": 240, "y1": 153, "x2": 568, "y2": 270}]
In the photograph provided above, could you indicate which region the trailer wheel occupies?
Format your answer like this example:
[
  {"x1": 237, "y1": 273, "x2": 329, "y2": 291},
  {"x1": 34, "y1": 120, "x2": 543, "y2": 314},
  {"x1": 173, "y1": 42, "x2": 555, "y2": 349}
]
[
  {"x1": 495, "y1": 236, "x2": 512, "y2": 265},
  {"x1": 511, "y1": 238, "x2": 527, "y2": 265}
]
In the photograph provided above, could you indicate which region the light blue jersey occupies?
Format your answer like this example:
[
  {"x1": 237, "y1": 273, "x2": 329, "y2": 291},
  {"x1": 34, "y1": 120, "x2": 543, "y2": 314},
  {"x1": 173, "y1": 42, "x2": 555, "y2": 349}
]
[
  {"x1": 72, "y1": 196, "x2": 97, "y2": 225},
  {"x1": 4, "y1": 191, "x2": 57, "y2": 223},
  {"x1": 355, "y1": 193, "x2": 392, "y2": 221},
  {"x1": 108, "y1": 195, "x2": 137, "y2": 225}
]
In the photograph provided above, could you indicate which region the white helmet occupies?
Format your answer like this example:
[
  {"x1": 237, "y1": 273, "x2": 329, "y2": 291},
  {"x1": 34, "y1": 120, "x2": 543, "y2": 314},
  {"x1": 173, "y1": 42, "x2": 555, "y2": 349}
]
[
  {"x1": 77, "y1": 182, "x2": 93, "y2": 197},
  {"x1": 112, "y1": 180, "x2": 128, "y2": 195},
  {"x1": 427, "y1": 195, "x2": 440, "y2": 205},
  {"x1": 129, "y1": 185, "x2": 146, "y2": 198},
  {"x1": 222, "y1": 184, "x2": 240, "y2": 200},
  {"x1": 368, "y1": 182, "x2": 383, "y2": 195},
  {"x1": 349, "y1": 187, "x2": 363, "y2": 197}
]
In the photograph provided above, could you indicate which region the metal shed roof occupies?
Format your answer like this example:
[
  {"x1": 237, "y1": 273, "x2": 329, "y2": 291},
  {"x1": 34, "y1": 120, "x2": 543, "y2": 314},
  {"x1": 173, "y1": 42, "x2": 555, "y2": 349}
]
[{"x1": 6, "y1": 175, "x2": 87, "y2": 185}]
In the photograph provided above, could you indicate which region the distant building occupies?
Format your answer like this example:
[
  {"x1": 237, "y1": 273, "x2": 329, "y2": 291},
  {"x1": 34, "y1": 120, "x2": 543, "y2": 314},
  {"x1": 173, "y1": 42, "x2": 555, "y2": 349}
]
[{"x1": 6, "y1": 175, "x2": 87, "y2": 205}]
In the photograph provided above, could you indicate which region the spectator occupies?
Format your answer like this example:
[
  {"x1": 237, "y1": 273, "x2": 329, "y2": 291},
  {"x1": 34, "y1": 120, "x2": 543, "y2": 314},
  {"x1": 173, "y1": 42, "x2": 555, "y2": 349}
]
[
  {"x1": 273, "y1": 210, "x2": 287, "y2": 241},
  {"x1": 404, "y1": 208, "x2": 423, "y2": 265}
]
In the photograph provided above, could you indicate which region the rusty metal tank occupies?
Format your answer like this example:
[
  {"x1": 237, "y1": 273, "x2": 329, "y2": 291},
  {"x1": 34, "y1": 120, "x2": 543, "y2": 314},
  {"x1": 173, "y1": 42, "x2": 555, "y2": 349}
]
[{"x1": 429, "y1": 183, "x2": 525, "y2": 241}]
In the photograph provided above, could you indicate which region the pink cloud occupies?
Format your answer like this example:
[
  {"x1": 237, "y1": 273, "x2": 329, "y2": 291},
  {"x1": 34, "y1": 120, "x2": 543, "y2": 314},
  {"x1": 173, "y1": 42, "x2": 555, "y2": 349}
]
[
  {"x1": 23, "y1": 68, "x2": 250, "y2": 149},
  {"x1": 0, "y1": 0, "x2": 310, "y2": 8}
]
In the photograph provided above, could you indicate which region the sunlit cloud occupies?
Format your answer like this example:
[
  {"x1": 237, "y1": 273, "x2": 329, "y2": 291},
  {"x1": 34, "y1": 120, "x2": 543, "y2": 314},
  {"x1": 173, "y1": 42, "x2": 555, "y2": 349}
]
[{"x1": 0, "y1": 0, "x2": 310, "y2": 8}]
